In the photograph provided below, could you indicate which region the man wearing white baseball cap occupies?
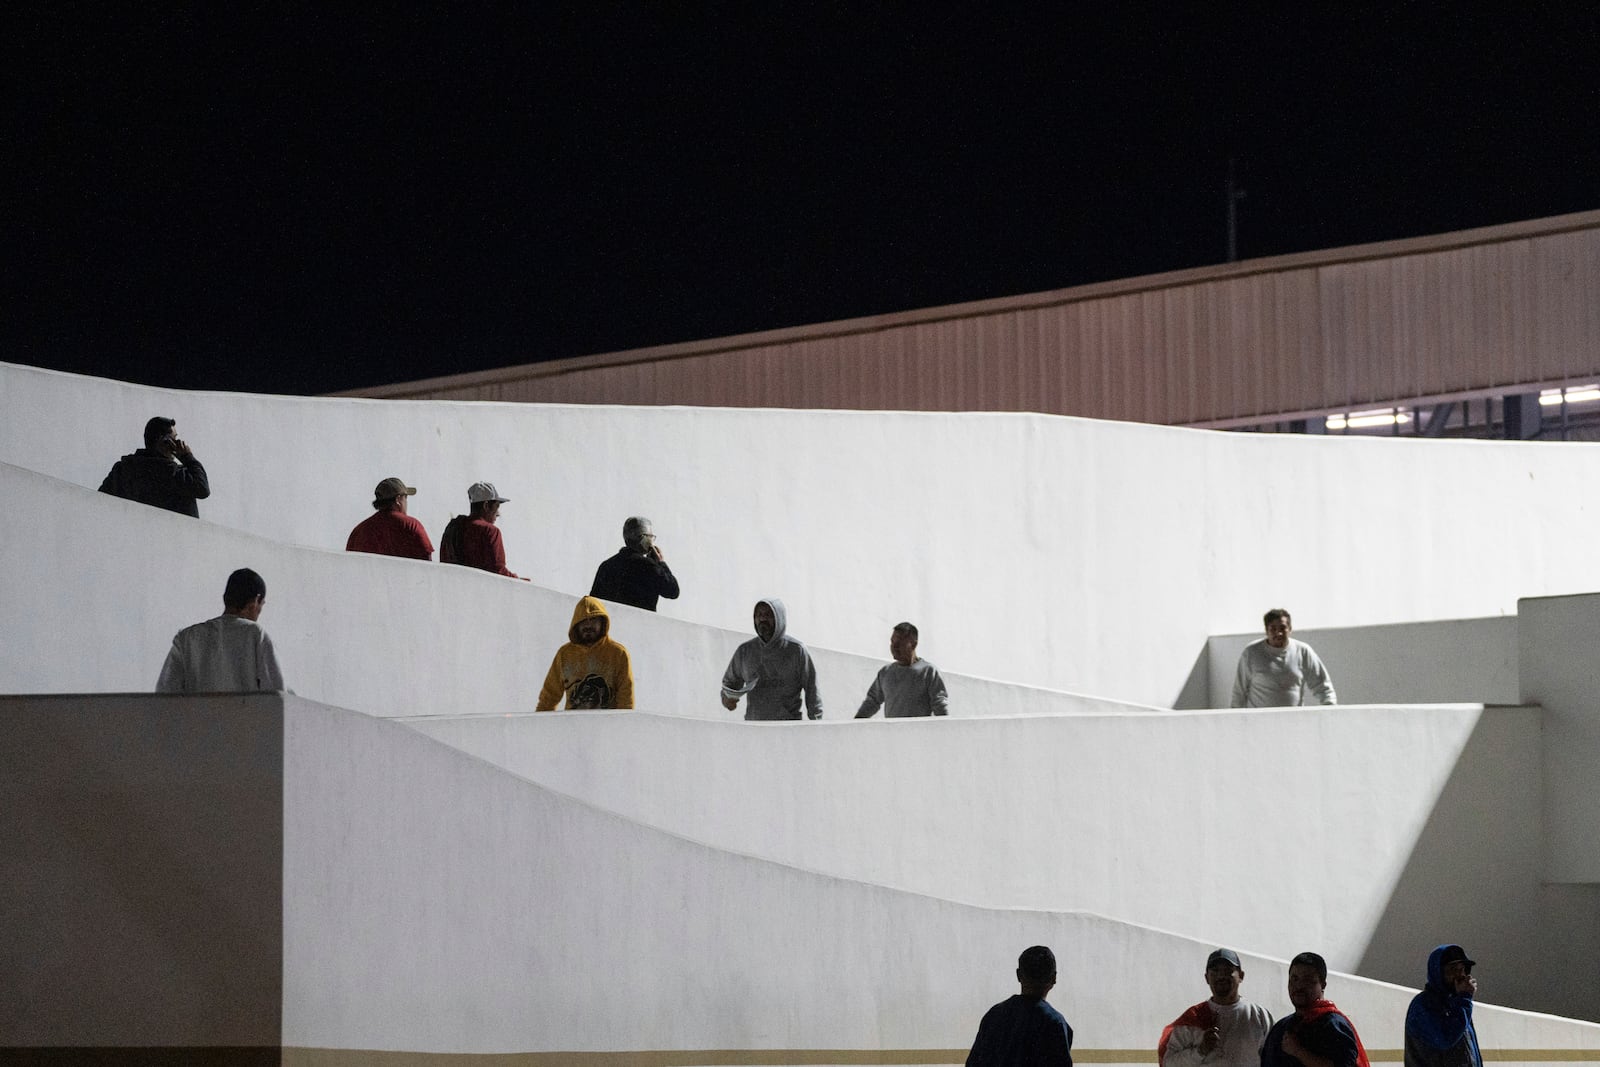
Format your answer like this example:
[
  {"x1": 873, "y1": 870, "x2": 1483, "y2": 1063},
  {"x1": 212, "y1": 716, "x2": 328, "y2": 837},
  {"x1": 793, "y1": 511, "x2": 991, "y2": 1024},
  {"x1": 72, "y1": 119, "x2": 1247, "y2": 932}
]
[{"x1": 440, "y1": 482, "x2": 527, "y2": 580}]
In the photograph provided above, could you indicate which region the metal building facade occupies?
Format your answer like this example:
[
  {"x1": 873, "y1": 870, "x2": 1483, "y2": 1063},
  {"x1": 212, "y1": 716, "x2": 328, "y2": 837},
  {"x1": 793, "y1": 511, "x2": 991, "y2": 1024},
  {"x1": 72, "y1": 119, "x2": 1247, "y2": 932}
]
[{"x1": 343, "y1": 210, "x2": 1600, "y2": 428}]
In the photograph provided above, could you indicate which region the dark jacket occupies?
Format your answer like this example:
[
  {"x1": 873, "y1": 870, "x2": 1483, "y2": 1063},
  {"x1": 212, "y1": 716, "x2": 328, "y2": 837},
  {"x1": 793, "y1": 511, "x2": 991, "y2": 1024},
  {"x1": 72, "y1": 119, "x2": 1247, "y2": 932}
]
[
  {"x1": 1404, "y1": 946, "x2": 1481, "y2": 1067},
  {"x1": 589, "y1": 547, "x2": 680, "y2": 611},
  {"x1": 967, "y1": 994, "x2": 1073, "y2": 1067},
  {"x1": 98, "y1": 448, "x2": 211, "y2": 516}
]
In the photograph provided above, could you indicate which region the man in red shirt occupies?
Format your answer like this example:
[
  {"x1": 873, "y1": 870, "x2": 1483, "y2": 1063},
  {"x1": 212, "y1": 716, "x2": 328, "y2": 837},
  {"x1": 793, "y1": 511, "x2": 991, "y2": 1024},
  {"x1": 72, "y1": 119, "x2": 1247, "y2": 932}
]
[
  {"x1": 346, "y1": 477, "x2": 435, "y2": 560},
  {"x1": 440, "y1": 481, "x2": 527, "y2": 580}
]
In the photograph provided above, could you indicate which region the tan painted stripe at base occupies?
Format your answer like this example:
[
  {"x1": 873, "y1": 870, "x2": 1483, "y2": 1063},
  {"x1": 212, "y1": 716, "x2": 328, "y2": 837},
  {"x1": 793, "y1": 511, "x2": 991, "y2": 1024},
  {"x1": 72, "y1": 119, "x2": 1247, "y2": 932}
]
[{"x1": 282, "y1": 1049, "x2": 1600, "y2": 1067}]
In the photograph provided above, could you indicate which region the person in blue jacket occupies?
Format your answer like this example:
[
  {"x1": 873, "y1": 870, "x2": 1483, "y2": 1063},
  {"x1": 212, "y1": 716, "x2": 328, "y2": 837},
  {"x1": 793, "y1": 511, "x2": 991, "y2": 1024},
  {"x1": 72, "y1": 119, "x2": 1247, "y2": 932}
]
[
  {"x1": 1405, "y1": 945, "x2": 1481, "y2": 1067},
  {"x1": 966, "y1": 945, "x2": 1073, "y2": 1067}
]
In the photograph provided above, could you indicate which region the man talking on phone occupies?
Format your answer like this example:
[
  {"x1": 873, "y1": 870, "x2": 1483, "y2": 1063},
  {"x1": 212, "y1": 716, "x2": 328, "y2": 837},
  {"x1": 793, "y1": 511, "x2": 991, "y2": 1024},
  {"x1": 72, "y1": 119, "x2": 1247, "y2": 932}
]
[
  {"x1": 589, "y1": 516, "x2": 680, "y2": 612},
  {"x1": 99, "y1": 416, "x2": 211, "y2": 517},
  {"x1": 1404, "y1": 946, "x2": 1480, "y2": 1067}
]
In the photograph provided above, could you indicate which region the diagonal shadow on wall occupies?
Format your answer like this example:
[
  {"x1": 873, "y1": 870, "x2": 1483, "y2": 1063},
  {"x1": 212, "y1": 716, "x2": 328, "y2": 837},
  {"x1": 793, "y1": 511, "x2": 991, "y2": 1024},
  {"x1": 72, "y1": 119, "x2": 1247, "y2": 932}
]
[{"x1": 1353, "y1": 705, "x2": 1600, "y2": 1023}]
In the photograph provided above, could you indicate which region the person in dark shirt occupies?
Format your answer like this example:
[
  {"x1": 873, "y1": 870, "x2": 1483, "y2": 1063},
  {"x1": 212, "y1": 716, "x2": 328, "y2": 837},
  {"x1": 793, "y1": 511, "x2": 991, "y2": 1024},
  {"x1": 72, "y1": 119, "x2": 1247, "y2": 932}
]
[
  {"x1": 589, "y1": 516, "x2": 680, "y2": 611},
  {"x1": 967, "y1": 945, "x2": 1074, "y2": 1067},
  {"x1": 1261, "y1": 952, "x2": 1370, "y2": 1067},
  {"x1": 98, "y1": 416, "x2": 211, "y2": 517}
]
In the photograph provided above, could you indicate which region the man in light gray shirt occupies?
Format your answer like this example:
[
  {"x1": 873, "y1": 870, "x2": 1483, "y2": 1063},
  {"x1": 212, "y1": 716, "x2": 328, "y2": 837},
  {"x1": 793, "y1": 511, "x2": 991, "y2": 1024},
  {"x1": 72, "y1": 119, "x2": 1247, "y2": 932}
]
[
  {"x1": 856, "y1": 621, "x2": 949, "y2": 718},
  {"x1": 1231, "y1": 608, "x2": 1336, "y2": 708},
  {"x1": 157, "y1": 568, "x2": 285, "y2": 693}
]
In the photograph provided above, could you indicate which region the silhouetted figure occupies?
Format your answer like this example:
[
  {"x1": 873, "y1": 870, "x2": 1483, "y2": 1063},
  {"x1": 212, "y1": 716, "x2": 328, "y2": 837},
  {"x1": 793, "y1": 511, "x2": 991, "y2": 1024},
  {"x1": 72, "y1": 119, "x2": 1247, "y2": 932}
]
[
  {"x1": 590, "y1": 516, "x2": 680, "y2": 611},
  {"x1": 99, "y1": 416, "x2": 211, "y2": 517},
  {"x1": 966, "y1": 944, "x2": 1074, "y2": 1067}
]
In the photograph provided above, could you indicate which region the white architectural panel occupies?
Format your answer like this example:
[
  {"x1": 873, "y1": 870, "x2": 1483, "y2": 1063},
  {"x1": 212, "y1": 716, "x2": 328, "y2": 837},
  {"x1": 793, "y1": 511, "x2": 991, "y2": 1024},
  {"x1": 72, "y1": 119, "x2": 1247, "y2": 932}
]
[{"x1": 6, "y1": 361, "x2": 1600, "y2": 707}]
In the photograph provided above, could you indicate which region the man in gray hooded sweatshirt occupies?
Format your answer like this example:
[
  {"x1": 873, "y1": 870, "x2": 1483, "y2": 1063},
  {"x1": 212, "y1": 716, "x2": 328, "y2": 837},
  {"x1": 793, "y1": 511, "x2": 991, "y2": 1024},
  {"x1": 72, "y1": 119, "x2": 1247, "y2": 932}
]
[{"x1": 720, "y1": 597, "x2": 823, "y2": 720}]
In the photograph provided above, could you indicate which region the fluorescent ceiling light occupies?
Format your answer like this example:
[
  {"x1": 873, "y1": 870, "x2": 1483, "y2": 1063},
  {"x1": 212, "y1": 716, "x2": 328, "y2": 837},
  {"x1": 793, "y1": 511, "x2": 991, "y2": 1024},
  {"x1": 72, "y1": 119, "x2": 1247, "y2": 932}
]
[
  {"x1": 1325, "y1": 409, "x2": 1412, "y2": 430},
  {"x1": 1540, "y1": 386, "x2": 1600, "y2": 406}
]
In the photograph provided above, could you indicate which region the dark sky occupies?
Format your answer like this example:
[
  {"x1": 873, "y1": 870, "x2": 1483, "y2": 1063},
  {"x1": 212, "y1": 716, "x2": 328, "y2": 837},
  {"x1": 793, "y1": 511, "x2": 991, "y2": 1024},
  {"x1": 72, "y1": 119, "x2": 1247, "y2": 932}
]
[{"x1": 7, "y1": 6, "x2": 1598, "y2": 395}]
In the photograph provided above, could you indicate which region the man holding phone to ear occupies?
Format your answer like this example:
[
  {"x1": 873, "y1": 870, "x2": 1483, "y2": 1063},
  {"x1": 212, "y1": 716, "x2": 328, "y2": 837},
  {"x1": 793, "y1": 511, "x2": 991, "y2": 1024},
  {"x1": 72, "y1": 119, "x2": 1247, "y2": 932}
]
[
  {"x1": 590, "y1": 516, "x2": 680, "y2": 612},
  {"x1": 99, "y1": 416, "x2": 211, "y2": 517},
  {"x1": 1405, "y1": 946, "x2": 1481, "y2": 1067}
]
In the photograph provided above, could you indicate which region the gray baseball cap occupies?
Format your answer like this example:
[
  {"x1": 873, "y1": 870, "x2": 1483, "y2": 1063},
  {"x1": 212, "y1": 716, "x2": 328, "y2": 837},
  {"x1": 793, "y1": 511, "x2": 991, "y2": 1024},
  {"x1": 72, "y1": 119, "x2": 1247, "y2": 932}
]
[{"x1": 467, "y1": 481, "x2": 508, "y2": 505}]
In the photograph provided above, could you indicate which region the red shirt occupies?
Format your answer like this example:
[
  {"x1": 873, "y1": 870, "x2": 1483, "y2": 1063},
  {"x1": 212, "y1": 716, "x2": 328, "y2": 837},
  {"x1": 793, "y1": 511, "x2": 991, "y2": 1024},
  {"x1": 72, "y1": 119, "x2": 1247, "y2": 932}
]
[
  {"x1": 346, "y1": 508, "x2": 434, "y2": 560},
  {"x1": 441, "y1": 515, "x2": 521, "y2": 578}
]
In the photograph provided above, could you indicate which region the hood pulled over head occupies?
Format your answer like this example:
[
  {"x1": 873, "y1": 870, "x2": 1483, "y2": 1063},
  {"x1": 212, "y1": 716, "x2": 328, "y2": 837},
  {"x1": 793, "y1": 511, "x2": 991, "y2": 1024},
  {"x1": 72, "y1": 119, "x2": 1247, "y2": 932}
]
[
  {"x1": 568, "y1": 596, "x2": 611, "y2": 643},
  {"x1": 755, "y1": 597, "x2": 787, "y2": 646}
]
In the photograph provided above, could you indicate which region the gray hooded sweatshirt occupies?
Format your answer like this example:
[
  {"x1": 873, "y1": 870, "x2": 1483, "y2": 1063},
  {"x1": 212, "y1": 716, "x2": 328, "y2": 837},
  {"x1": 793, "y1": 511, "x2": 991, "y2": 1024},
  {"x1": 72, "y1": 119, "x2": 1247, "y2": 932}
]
[{"x1": 720, "y1": 597, "x2": 823, "y2": 720}]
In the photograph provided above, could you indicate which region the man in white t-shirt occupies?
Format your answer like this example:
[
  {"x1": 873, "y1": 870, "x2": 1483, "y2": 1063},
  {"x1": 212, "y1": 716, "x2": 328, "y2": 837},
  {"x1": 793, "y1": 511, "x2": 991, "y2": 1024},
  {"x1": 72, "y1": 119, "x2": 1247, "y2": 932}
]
[{"x1": 1159, "y1": 948, "x2": 1274, "y2": 1067}]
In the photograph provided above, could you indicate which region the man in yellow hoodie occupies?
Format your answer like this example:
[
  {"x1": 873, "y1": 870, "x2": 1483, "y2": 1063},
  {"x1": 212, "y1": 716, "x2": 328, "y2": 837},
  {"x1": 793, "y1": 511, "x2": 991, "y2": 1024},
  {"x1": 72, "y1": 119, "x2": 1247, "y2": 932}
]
[{"x1": 537, "y1": 596, "x2": 635, "y2": 710}]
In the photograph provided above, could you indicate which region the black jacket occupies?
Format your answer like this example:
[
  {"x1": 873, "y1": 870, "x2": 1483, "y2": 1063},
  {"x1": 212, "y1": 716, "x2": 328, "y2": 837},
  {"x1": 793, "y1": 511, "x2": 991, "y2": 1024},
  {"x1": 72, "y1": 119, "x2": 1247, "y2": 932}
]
[
  {"x1": 98, "y1": 448, "x2": 211, "y2": 516},
  {"x1": 589, "y1": 547, "x2": 679, "y2": 611}
]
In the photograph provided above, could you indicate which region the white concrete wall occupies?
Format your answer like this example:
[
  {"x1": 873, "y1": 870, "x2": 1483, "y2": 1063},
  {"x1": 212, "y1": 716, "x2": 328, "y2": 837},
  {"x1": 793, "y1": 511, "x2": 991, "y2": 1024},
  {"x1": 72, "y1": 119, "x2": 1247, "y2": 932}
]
[
  {"x1": 1202, "y1": 617, "x2": 1520, "y2": 709},
  {"x1": 400, "y1": 702, "x2": 1600, "y2": 1018},
  {"x1": 0, "y1": 461, "x2": 1154, "y2": 721},
  {"x1": 283, "y1": 697, "x2": 1600, "y2": 1059},
  {"x1": 4, "y1": 693, "x2": 1596, "y2": 1059},
  {"x1": 1519, "y1": 592, "x2": 1600, "y2": 882},
  {"x1": 8, "y1": 360, "x2": 1600, "y2": 707}
]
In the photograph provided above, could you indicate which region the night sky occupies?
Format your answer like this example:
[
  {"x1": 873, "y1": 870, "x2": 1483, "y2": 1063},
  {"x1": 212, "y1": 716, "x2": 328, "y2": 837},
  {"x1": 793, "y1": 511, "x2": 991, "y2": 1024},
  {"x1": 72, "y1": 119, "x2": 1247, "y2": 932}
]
[{"x1": 8, "y1": 6, "x2": 1598, "y2": 396}]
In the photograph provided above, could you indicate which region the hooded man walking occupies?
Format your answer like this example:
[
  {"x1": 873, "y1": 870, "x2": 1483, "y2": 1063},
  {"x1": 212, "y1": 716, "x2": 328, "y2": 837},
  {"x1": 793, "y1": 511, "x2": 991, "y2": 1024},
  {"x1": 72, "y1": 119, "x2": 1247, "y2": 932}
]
[
  {"x1": 536, "y1": 596, "x2": 634, "y2": 711},
  {"x1": 720, "y1": 597, "x2": 822, "y2": 720}
]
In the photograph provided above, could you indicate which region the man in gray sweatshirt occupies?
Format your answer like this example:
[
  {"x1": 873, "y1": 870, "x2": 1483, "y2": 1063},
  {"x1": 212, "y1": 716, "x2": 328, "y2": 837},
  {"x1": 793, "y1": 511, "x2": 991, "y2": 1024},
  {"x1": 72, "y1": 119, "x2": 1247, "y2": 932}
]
[{"x1": 720, "y1": 597, "x2": 823, "y2": 720}]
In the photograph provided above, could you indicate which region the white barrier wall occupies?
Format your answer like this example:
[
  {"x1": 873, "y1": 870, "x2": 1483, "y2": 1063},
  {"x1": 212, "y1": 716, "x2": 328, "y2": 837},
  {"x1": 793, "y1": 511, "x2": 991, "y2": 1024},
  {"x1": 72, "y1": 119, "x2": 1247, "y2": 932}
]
[
  {"x1": 7, "y1": 697, "x2": 1599, "y2": 1062},
  {"x1": 281, "y1": 698, "x2": 1600, "y2": 1059},
  {"x1": 0, "y1": 461, "x2": 1156, "y2": 721},
  {"x1": 7, "y1": 360, "x2": 1600, "y2": 707},
  {"x1": 1519, "y1": 592, "x2": 1600, "y2": 882},
  {"x1": 1201, "y1": 617, "x2": 1520, "y2": 709},
  {"x1": 402, "y1": 702, "x2": 1600, "y2": 1019}
]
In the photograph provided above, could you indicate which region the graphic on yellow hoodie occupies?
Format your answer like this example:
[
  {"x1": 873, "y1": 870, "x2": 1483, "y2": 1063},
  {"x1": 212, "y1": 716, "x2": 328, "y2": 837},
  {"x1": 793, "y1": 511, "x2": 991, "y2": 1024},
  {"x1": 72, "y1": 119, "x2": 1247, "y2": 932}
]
[{"x1": 536, "y1": 596, "x2": 635, "y2": 710}]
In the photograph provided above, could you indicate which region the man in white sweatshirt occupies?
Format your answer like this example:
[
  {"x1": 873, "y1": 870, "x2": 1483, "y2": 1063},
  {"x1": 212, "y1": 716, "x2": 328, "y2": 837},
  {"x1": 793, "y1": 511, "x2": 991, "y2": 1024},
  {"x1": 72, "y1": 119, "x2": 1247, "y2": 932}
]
[
  {"x1": 1159, "y1": 948, "x2": 1274, "y2": 1067},
  {"x1": 157, "y1": 568, "x2": 285, "y2": 693},
  {"x1": 1231, "y1": 608, "x2": 1337, "y2": 708}
]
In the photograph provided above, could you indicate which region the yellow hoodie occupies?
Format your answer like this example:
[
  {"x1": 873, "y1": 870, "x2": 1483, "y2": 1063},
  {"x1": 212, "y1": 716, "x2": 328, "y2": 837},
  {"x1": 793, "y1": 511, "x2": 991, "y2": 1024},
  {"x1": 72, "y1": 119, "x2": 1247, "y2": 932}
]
[{"x1": 536, "y1": 596, "x2": 635, "y2": 711}]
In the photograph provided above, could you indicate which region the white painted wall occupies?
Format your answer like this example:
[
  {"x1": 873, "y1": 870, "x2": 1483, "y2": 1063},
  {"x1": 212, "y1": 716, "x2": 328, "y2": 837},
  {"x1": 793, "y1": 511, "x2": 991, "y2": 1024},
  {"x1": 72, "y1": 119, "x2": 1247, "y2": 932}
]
[
  {"x1": 7, "y1": 360, "x2": 1600, "y2": 707},
  {"x1": 5, "y1": 692, "x2": 1597, "y2": 1058},
  {"x1": 1519, "y1": 592, "x2": 1600, "y2": 882},
  {"x1": 1202, "y1": 617, "x2": 1520, "y2": 709},
  {"x1": 0, "y1": 461, "x2": 1154, "y2": 721},
  {"x1": 282, "y1": 697, "x2": 1600, "y2": 1058},
  {"x1": 401, "y1": 702, "x2": 1600, "y2": 1018}
]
